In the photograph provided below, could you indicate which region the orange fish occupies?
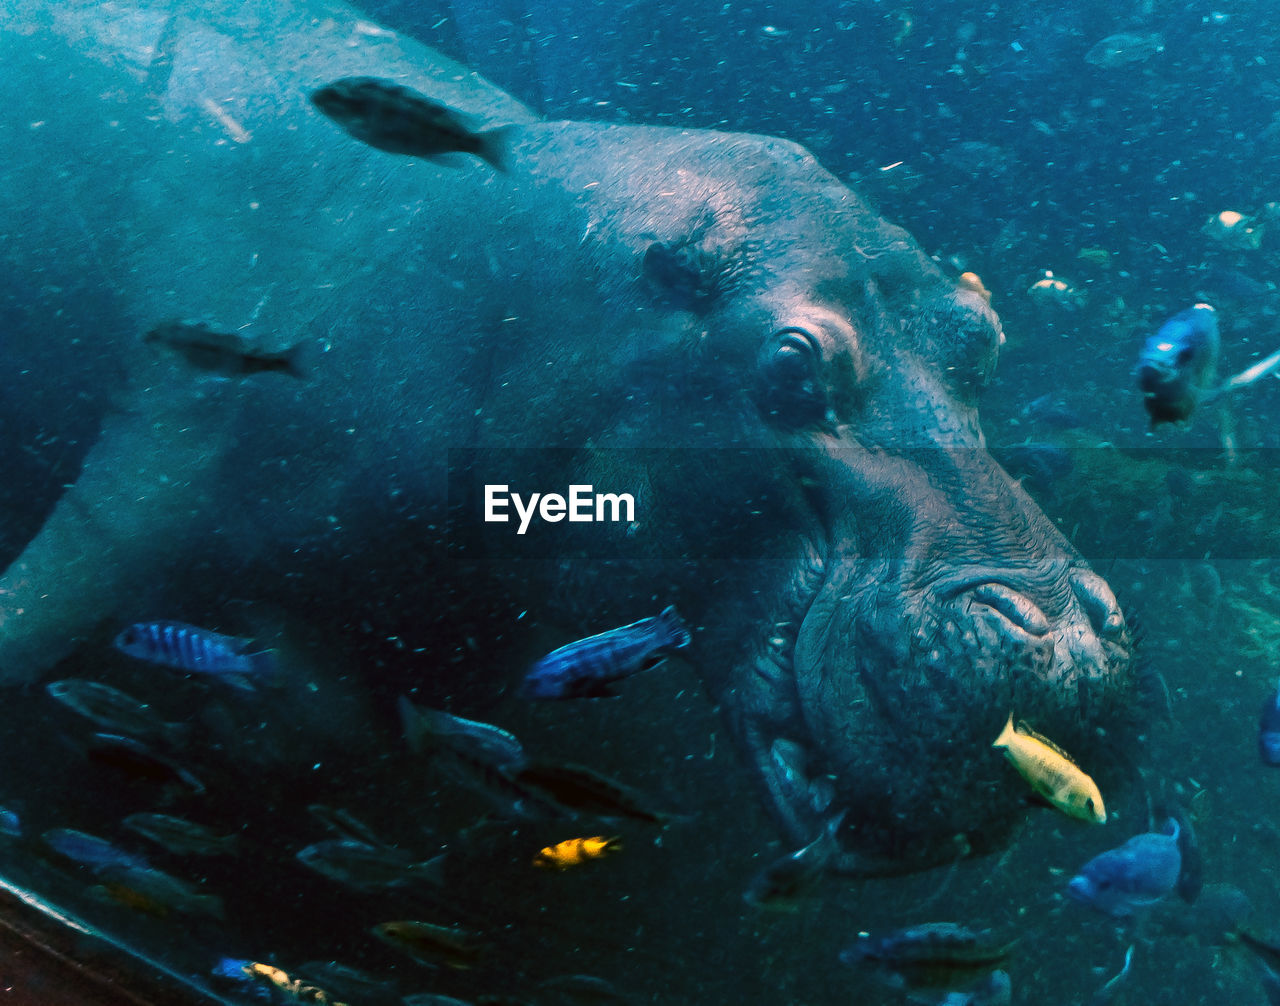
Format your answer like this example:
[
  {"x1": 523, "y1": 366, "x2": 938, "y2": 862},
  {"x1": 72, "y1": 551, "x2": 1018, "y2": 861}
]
[{"x1": 533, "y1": 835, "x2": 622, "y2": 870}]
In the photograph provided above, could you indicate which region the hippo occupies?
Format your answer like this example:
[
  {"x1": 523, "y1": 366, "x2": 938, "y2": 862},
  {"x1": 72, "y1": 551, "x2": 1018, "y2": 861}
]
[{"x1": 0, "y1": 0, "x2": 1136, "y2": 874}]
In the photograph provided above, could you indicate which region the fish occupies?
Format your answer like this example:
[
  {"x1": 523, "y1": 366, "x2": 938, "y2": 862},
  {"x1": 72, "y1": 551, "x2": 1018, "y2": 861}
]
[
  {"x1": 42, "y1": 828, "x2": 149, "y2": 871},
  {"x1": 1067, "y1": 818, "x2": 1181, "y2": 917},
  {"x1": 743, "y1": 810, "x2": 845, "y2": 910},
  {"x1": 306, "y1": 804, "x2": 388, "y2": 847},
  {"x1": 841, "y1": 923, "x2": 1017, "y2": 990},
  {"x1": 46, "y1": 679, "x2": 187, "y2": 746},
  {"x1": 145, "y1": 321, "x2": 306, "y2": 380},
  {"x1": 432, "y1": 748, "x2": 571, "y2": 821},
  {"x1": 536, "y1": 974, "x2": 629, "y2": 1004},
  {"x1": 1202, "y1": 209, "x2": 1264, "y2": 251},
  {"x1": 296, "y1": 961, "x2": 396, "y2": 1003},
  {"x1": 296, "y1": 839, "x2": 446, "y2": 891},
  {"x1": 121, "y1": 813, "x2": 239, "y2": 857},
  {"x1": 310, "y1": 77, "x2": 512, "y2": 172},
  {"x1": 991, "y1": 714, "x2": 1106, "y2": 823},
  {"x1": 1084, "y1": 32, "x2": 1165, "y2": 68},
  {"x1": 995, "y1": 442, "x2": 1073, "y2": 495},
  {"x1": 521, "y1": 605, "x2": 691, "y2": 699},
  {"x1": 1019, "y1": 394, "x2": 1082, "y2": 429},
  {"x1": 1236, "y1": 930, "x2": 1280, "y2": 1005},
  {"x1": 114, "y1": 621, "x2": 276, "y2": 689},
  {"x1": 85, "y1": 733, "x2": 206, "y2": 795},
  {"x1": 1261, "y1": 677, "x2": 1280, "y2": 766},
  {"x1": 228, "y1": 962, "x2": 351, "y2": 1006},
  {"x1": 0, "y1": 807, "x2": 20, "y2": 840},
  {"x1": 372, "y1": 919, "x2": 488, "y2": 970},
  {"x1": 97, "y1": 862, "x2": 225, "y2": 919},
  {"x1": 1135, "y1": 303, "x2": 1220, "y2": 427},
  {"x1": 532, "y1": 835, "x2": 622, "y2": 870},
  {"x1": 1089, "y1": 945, "x2": 1133, "y2": 1006},
  {"x1": 398, "y1": 697, "x2": 526, "y2": 769},
  {"x1": 513, "y1": 760, "x2": 672, "y2": 823},
  {"x1": 1026, "y1": 272, "x2": 1084, "y2": 310}
]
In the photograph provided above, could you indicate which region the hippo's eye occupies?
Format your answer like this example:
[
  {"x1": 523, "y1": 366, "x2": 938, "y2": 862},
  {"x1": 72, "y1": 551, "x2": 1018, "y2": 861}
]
[{"x1": 759, "y1": 328, "x2": 828, "y2": 427}]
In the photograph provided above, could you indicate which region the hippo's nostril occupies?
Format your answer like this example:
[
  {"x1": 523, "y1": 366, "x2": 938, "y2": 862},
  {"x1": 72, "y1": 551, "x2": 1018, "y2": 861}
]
[
  {"x1": 1071, "y1": 569, "x2": 1126, "y2": 640},
  {"x1": 967, "y1": 583, "x2": 1050, "y2": 636}
]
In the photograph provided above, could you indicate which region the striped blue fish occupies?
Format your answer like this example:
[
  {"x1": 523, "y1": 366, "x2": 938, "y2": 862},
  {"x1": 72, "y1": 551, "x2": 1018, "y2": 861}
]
[
  {"x1": 114, "y1": 621, "x2": 274, "y2": 689},
  {"x1": 521, "y1": 606, "x2": 691, "y2": 699}
]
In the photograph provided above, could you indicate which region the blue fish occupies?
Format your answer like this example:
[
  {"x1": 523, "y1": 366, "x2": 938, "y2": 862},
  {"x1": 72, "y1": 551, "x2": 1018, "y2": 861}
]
[
  {"x1": 1135, "y1": 303, "x2": 1219, "y2": 427},
  {"x1": 43, "y1": 828, "x2": 149, "y2": 871},
  {"x1": 1067, "y1": 818, "x2": 1181, "y2": 917},
  {"x1": 1260, "y1": 677, "x2": 1280, "y2": 766},
  {"x1": 114, "y1": 621, "x2": 274, "y2": 688},
  {"x1": 522, "y1": 606, "x2": 691, "y2": 699}
]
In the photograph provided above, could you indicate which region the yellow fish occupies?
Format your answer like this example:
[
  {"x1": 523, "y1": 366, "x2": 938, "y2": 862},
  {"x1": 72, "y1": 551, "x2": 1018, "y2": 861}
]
[
  {"x1": 992, "y1": 714, "x2": 1106, "y2": 823},
  {"x1": 533, "y1": 835, "x2": 622, "y2": 870}
]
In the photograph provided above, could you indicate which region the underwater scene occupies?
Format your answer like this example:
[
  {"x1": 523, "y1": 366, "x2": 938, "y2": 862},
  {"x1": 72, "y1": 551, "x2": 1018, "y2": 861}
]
[{"x1": 2, "y1": 1, "x2": 1280, "y2": 1004}]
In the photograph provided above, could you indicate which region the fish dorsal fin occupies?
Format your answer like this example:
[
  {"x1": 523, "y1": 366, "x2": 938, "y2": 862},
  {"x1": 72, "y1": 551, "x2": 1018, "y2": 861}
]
[{"x1": 1014, "y1": 719, "x2": 1082, "y2": 767}]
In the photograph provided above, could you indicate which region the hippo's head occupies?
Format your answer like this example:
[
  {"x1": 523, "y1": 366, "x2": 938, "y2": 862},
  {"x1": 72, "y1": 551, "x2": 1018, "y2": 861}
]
[{"x1": 520, "y1": 128, "x2": 1139, "y2": 871}]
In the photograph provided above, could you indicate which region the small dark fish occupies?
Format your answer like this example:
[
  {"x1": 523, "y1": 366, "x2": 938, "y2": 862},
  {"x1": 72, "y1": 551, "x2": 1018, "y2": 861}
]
[
  {"x1": 372, "y1": 919, "x2": 488, "y2": 970},
  {"x1": 398, "y1": 697, "x2": 526, "y2": 769},
  {"x1": 1020, "y1": 394, "x2": 1083, "y2": 429},
  {"x1": 46, "y1": 678, "x2": 187, "y2": 746},
  {"x1": 1085, "y1": 31, "x2": 1164, "y2": 68},
  {"x1": 310, "y1": 76, "x2": 512, "y2": 172},
  {"x1": 1067, "y1": 818, "x2": 1181, "y2": 917},
  {"x1": 842, "y1": 923, "x2": 1017, "y2": 988},
  {"x1": 1136, "y1": 303, "x2": 1219, "y2": 426},
  {"x1": 995, "y1": 442, "x2": 1073, "y2": 494},
  {"x1": 145, "y1": 321, "x2": 305, "y2": 380},
  {"x1": 522, "y1": 606, "x2": 691, "y2": 699},
  {"x1": 306, "y1": 804, "x2": 387, "y2": 847},
  {"x1": 1089, "y1": 945, "x2": 1133, "y2": 1006},
  {"x1": 97, "y1": 862, "x2": 224, "y2": 919},
  {"x1": 115, "y1": 620, "x2": 275, "y2": 689},
  {"x1": 1199, "y1": 267, "x2": 1275, "y2": 302},
  {"x1": 297, "y1": 960, "x2": 397, "y2": 1002},
  {"x1": 769, "y1": 738, "x2": 835, "y2": 816},
  {"x1": 85, "y1": 732, "x2": 206, "y2": 795},
  {"x1": 744, "y1": 810, "x2": 845, "y2": 910},
  {"x1": 122, "y1": 813, "x2": 238, "y2": 857},
  {"x1": 514, "y1": 760, "x2": 671, "y2": 823},
  {"x1": 1261, "y1": 677, "x2": 1280, "y2": 766},
  {"x1": 434, "y1": 749, "x2": 570, "y2": 821},
  {"x1": 43, "y1": 828, "x2": 149, "y2": 871},
  {"x1": 537, "y1": 973, "x2": 628, "y2": 1004},
  {"x1": 296, "y1": 839, "x2": 445, "y2": 891}
]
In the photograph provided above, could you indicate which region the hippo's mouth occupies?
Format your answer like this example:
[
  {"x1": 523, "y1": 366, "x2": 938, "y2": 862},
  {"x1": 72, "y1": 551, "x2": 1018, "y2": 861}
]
[{"x1": 736, "y1": 538, "x2": 1135, "y2": 875}]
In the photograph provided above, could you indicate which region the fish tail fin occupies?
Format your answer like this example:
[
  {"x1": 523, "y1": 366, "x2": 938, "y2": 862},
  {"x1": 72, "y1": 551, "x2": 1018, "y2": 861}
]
[
  {"x1": 477, "y1": 125, "x2": 515, "y2": 174},
  {"x1": 398, "y1": 696, "x2": 428, "y2": 754},
  {"x1": 408, "y1": 853, "x2": 448, "y2": 887},
  {"x1": 656, "y1": 605, "x2": 692, "y2": 650},
  {"x1": 245, "y1": 648, "x2": 282, "y2": 685},
  {"x1": 992, "y1": 712, "x2": 1016, "y2": 749},
  {"x1": 281, "y1": 339, "x2": 317, "y2": 380},
  {"x1": 604, "y1": 836, "x2": 623, "y2": 854}
]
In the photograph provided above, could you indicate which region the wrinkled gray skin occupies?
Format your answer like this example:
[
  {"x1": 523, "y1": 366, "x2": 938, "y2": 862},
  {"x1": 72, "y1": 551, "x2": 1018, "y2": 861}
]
[{"x1": 0, "y1": 0, "x2": 1135, "y2": 871}]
